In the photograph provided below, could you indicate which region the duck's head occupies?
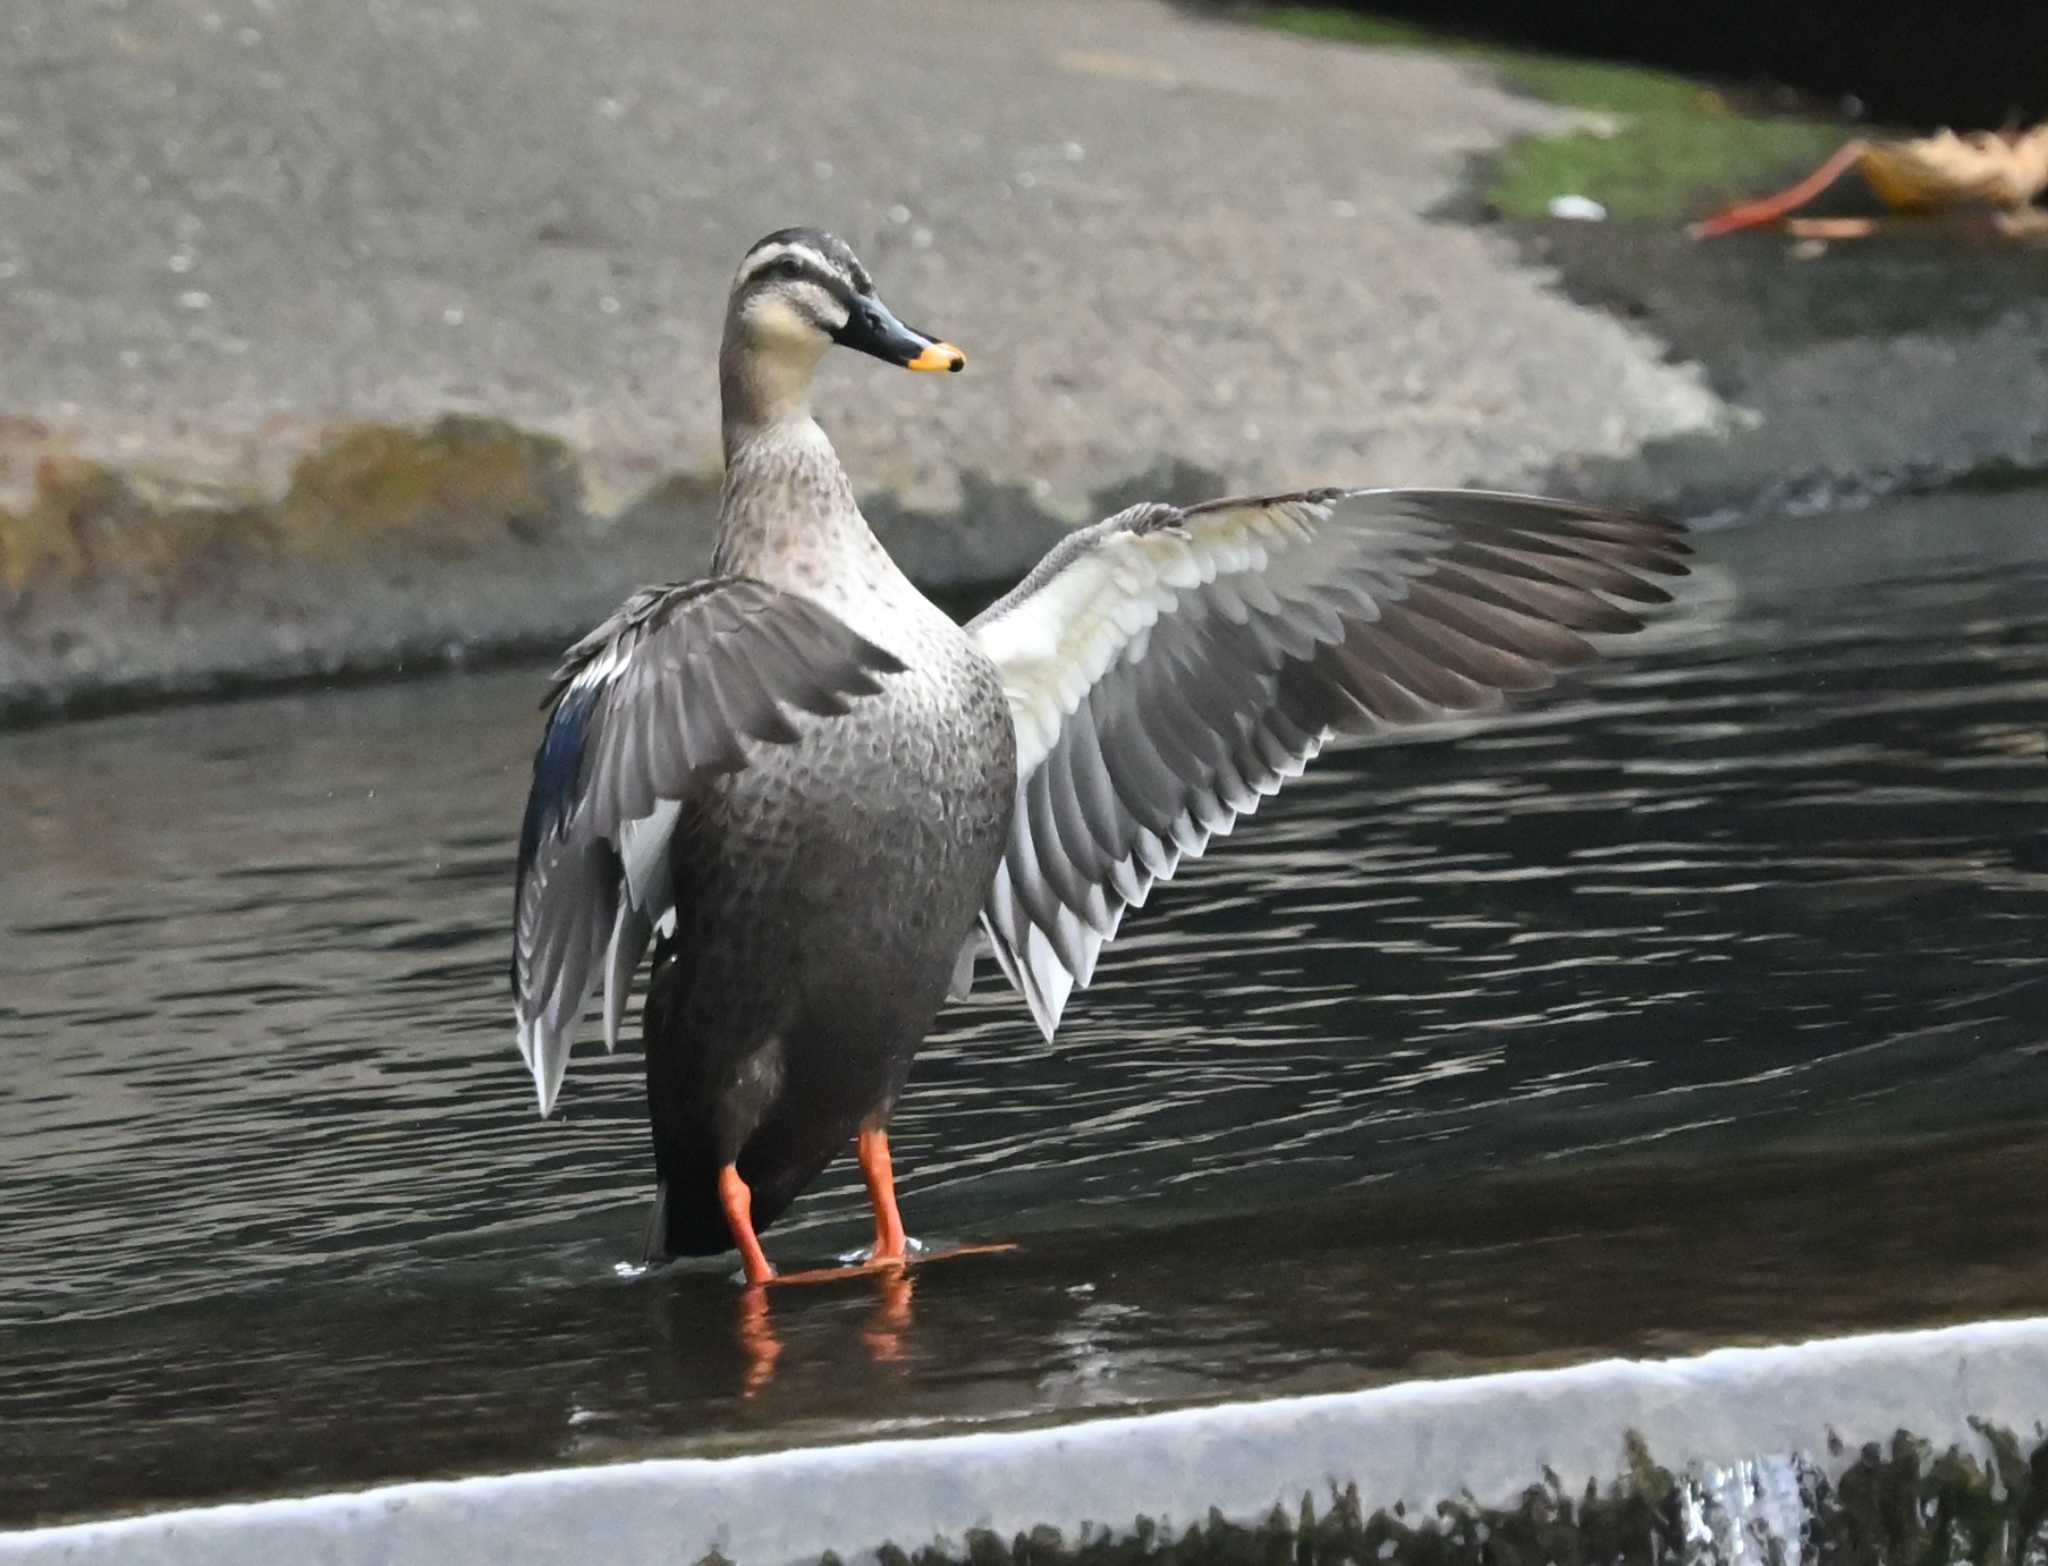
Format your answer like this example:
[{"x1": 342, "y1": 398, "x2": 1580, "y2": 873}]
[{"x1": 720, "y1": 227, "x2": 962, "y2": 442}]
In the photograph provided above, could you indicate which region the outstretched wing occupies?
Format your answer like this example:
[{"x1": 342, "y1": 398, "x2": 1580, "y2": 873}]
[
  {"x1": 511, "y1": 576, "x2": 904, "y2": 1114},
  {"x1": 967, "y1": 488, "x2": 1690, "y2": 1039}
]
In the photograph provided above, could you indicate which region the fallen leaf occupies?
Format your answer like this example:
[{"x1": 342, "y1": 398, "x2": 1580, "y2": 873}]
[
  {"x1": 1691, "y1": 123, "x2": 2048, "y2": 239},
  {"x1": 1860, "y1": 125, "x2": 2048, "y2": 209},
  {"x1": 1784, "y1": 216, "x2": 1877, "y2": 239},
  {"x1": 1992, "y1": 207, "x2": 2048, "y2": 239}
]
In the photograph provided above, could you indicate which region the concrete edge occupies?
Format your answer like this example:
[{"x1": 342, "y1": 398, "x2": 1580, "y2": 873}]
[{"x1": 8, "y1": 1316, "x2": 2047, "y2": 1565}]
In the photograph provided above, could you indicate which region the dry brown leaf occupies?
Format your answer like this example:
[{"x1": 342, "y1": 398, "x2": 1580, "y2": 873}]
[
  {"x1": 1784, "y1": 216, "x2": 1878, "y2": 239},
  {"x1": 1992, "y1": 207, "x2": 2048, "y2": 243},
  {"x1": 1859, "y1": 125, "x2": 2048, "y2": 210},
  {"x1": 1691, "y1": 123, "x2": 2048, "y2": 238}
]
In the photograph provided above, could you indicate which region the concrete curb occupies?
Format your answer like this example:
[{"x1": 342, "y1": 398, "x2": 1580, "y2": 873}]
[{"x1": 8, "y1": 1317, "x2": 2046, "y2": 1566}]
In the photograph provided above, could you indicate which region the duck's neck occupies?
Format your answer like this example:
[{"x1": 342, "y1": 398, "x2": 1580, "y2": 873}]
[
  {"x1": 719, "y1": 333, "x2": 821, "y2": 464},
  {"x1": 717, "y1": 413, "x2": 860, "y2": 562},
  {"x1": 714, "y1": 414, "x2": 923, "y2": 637}
]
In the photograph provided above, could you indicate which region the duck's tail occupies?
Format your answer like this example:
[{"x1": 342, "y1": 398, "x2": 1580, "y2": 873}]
[
  {"x1": 642, "y1": 1163, "x2": 740, "y2": 1262},
  {"x1": 644, "y1": 1137, "x2": 846, "y2": 1264}
]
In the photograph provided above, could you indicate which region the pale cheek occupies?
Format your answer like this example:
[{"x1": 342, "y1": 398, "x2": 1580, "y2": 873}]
[{"x1": 745, "y1": 296, "x2": 825, "y2": 353}]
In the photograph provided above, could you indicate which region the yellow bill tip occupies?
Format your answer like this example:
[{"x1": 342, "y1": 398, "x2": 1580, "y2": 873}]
[{"x1": 907, "y1": 341, "x2": 966, "y2": 373}]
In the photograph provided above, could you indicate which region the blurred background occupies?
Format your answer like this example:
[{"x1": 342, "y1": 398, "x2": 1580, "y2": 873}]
[
  {"x1": 3, "y1": 0, "x2": 2046, "y2": 1537},
  {"x1": 6, "y1": 0, "x2": 2045, "y2": 718},
  {"x1": 1275, "y1": 0, "x2": 2048, "y2": 126}
]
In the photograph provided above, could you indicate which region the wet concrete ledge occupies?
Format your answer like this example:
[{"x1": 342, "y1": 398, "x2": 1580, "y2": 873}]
[
  {"x1": 5, "y1": 1317, "x2": 2045, "y2": 1566},
  {"x1": 0, "y1": 414, "x2": 1080, "y2": 727}
]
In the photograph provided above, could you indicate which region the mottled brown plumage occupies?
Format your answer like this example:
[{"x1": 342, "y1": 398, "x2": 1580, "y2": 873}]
[{"x1": 510, "y1": 227, "x2": 1690, "y2": 1282}]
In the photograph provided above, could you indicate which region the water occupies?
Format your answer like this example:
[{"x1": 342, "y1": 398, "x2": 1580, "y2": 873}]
[{"x1": 4, "y1": 490, "x2": 2047, "y2": 1524}]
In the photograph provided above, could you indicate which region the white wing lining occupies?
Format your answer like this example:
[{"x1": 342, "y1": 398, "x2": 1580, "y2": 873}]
[{"x1": 968, "y1": 488, "x2": 1691, "y2": 1041}]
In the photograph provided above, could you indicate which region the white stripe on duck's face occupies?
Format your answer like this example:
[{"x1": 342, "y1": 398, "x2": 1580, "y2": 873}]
[
  {"x1": 733, "y1": 238, "x2": 860, "y2": 341},
  {"x1": 738, "y1": 285, "x2": 848, "y2": 352},
  {"x1": 734, "y1": 239, "x2": 853, "y2": 291}
]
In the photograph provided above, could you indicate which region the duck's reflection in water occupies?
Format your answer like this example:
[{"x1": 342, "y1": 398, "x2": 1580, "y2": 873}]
[
  {"x1": 860, "y1": 1267, "x2": 916, "y2": 1364},
  {"x1": 731, "y1": 1266, "x2": 918, "y2": 1397},
  {"x1": 733, "y1": 1286, "x2": 784, "y2": 1398}
]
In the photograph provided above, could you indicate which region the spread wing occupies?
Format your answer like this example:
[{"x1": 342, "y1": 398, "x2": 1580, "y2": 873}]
[
  {"x1": 966, "y1": 488, "x2": 1691, "y2": 1039},
  {"x1": 510, "y1": 577, "x2": 904, "y2": 1114}
]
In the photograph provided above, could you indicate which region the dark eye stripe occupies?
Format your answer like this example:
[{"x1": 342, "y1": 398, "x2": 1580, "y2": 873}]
[
  {"x1": 741, "y1": 243, "x2": 851, "y2": 294},
  {"x1": 745, "y1": 253, "x2": 842, "y2": 303}
]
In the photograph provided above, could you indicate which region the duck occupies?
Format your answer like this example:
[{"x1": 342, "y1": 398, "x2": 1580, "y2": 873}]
[{"x1": 510, "y1": 226, "x2": 1690, "y2": 1286}]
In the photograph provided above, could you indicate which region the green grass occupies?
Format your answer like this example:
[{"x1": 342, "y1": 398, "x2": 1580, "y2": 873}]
[{"x1": 1253, "y1": 6, "x2": 1846, "y2": 219}]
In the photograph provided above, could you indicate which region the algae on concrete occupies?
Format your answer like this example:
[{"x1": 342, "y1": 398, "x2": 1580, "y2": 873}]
[
  {"x1": 0, "y1": 417, "x2": 583, "y2": 605},
  {"x1": 0, "y1": 455, "x2": 255, "y2": 602},
  {"x1": 0, "y1": 416, "x2": 639, "y2": 723},
  {"x1": 273, "y1": 417, "x2": 584, "y2": 566},
  {"x1": 854, "y1": 1425, "x2": 2048, "y2": 1566}
]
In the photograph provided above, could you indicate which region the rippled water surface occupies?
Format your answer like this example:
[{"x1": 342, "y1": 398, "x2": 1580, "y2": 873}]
[{"x1": 5, "y1": 491, "x2": 2048, "y2": 1523}]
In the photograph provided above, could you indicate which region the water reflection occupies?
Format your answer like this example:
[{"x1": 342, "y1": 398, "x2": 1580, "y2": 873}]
[
  {"x1": 3, "y1": 488, "x2": 2047, "y2": 1522},
  {"x1": 724, "y1": 1264, "x2": 922, "y2": 1400}
]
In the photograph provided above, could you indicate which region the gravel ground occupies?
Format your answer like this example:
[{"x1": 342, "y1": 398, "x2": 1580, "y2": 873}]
[{"x1": 2, "y1": 0, "x2": 1722, "y2": 509}]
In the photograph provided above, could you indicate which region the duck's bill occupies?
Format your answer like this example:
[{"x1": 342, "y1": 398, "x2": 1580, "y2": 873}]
[
  {"x1": 834, "y1": 295, "x2": 965, "y2": 372},
  {"x1": 905, "y1": 340, "x2": 965, "y2": 372}
]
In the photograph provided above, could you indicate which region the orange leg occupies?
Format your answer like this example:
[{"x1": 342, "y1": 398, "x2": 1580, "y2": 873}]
[
  {"x1": 858, "y1": 1126, "x2": 907, "y2": 1263},
  {"x1": 717, "y1": 1164, "x2": 776, "y2": 1287}
]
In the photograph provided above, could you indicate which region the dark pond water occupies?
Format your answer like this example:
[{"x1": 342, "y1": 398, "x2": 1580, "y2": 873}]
[{"x1": 4, "y1": 489, "x2": 2048, "y2": 1525}]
